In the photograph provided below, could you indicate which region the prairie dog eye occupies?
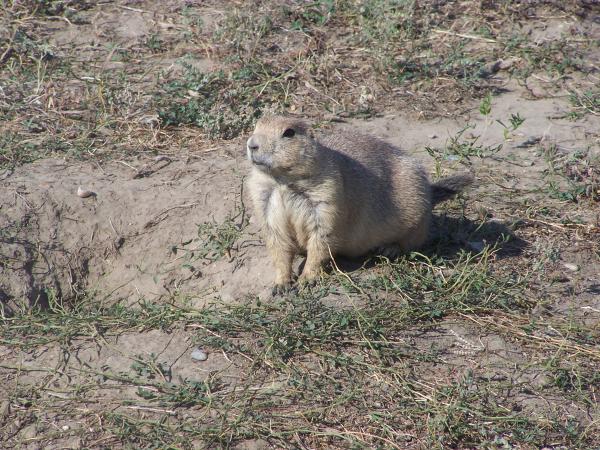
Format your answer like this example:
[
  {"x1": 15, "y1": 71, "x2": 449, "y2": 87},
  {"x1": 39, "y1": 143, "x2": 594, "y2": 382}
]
[{"x1": 282, "y1": 128, "x2": 295, "y2": 138}]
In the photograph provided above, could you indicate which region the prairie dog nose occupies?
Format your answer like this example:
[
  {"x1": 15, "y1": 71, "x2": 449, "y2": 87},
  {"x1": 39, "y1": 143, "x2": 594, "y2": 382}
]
[{"x1": 247, "y1": 135, "x2": 259, "y2": 152}]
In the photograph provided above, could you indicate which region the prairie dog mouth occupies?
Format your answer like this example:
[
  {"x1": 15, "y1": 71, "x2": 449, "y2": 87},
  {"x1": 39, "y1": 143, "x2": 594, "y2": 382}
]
[{"x1": 249, "y1": 152, "x2": 272, "y2": 169}]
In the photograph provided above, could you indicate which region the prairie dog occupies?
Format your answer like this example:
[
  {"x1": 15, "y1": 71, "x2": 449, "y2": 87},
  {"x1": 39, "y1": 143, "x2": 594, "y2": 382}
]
[{"x1": 246, "y1": 115, "x2": 473, "y2": 292}]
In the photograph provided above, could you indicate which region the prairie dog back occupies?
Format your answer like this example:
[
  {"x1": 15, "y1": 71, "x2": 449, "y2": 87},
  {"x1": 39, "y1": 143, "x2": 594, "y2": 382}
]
[{"x1": 318, "y1": 131, "x2": 431, "y2": 256}]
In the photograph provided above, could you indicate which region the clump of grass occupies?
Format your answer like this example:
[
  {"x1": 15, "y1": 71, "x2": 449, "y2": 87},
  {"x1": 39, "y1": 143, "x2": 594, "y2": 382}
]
[
  {"x1": 1, "y1": 246, "x2": 599, "y2": 448},
  {"x1": 206, "y1": 1, "x2": 499, "y2": 120},
  {"x1": 546, "y1": 361, "x2": 600, "y2": 403},
  {"x1": 192, "y1": 245, "x2": 530, "y2": 366},
  {"x1": 506, "y1": 36, "x2": 585, "y2": 79},
  {"x1": 130, "y1": 353, "x2": 171, "y2": 381},
  {"x1": 541, "y1": 145, "x2": 599, "y2": 202},
  {"x1": 4, "y1": 0, "x2": 87, "y2": 17},
  {"x1": 426, "y1": 96, "x2": 525, "y2": 169},
  {"x1": 199, "y1": 0, "x2": 594, "y2": 123},
  {"x1": 426, "y1": 123, "x2": 503, "y2": 165},
  {"x1": 568, "y1": 88, "x2": 600, "y2": 119},
  {"x1": 155, "y1": 63, "x2": 269, "y2": 139},
  {"x1": 0, "y1": 296, "x2": 190, "y2": 347},
  {"x1": 170, "y1": 204, "x2": 248, "y2": 269},
  {"x1": 0, "y1": 133, "x2": 41, "y2": 168}
]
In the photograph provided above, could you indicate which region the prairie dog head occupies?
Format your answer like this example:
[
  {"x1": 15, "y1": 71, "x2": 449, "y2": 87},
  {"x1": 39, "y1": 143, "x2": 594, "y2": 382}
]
[{"x1": 246, "y1": 116, "x2": 319, "y2": 180}]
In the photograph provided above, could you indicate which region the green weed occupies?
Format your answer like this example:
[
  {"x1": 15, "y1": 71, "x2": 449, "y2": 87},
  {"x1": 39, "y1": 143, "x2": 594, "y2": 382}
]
[
  {"x1": 426, "y1": 124, "x2": 503, "y2": 166},
  {"x1": 156, "y1": 63, "x2": 266, "y2": 139},
  {"x1": 171, "y1": 205, "x2": 248, "y2": 266}
]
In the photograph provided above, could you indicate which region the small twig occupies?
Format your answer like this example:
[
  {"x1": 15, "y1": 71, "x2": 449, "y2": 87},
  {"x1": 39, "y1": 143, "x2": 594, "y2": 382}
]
[
  {"x1": 46, "y1": 391, "x2": 74, "y2": 400},
  {"x1": 327, "y1": 245, "x2": 366, "y2": 295},
  {"x1": 116, "y1": 5, "x2": 147, "y2": 13},
  {"x1": 460, "y1": 313, "x2": 600, "y2": 360},
  {"x1": 143, "y1": 203, "x2": 199, "y2": 229},
  {"x1": 14, "y1": 190, "x2": 34, "y2": 210},
  {"x1": 125, "y1": 405, "x2": 176, "y2": 415},
  {"x1": 432, "y1": 29, "x2": 497, "y2": 43},
  {"x1": 42, "y1": 15, "x2": 74, "y2": 26},
  {"x1": 116, "y1": 160, "x2": 137, "y2": 171},
  {"x1": 108, "y1": 217, "x2": 119, "y2": 237},
  {"x1": 520, "y1": 217, "x2": 596, "y2": 231},
  {"x1": 448, "y1": 329, "x2": 485, "y2": 355}
]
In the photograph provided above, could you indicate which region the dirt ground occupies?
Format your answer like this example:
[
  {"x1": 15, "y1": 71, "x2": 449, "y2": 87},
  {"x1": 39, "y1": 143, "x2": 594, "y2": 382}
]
[{"x1": 1, "y1": 1, "x2": 599, "y2": 449}]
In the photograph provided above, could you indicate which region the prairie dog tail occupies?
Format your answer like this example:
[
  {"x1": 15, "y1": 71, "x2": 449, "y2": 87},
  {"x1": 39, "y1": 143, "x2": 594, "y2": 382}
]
[{"x1": 431, "y1": 173, "x2": 474, "y2": 205}]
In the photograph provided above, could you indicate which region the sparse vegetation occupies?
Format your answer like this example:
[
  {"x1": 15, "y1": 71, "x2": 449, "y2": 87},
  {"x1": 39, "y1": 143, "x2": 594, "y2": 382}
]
[
  {"x1": 426, "y1": 96, "x2": 526, "y2": 172},
  {"x1": 1, "y1": 0, "x2": 599, "y2": 449},
  {"x1": 541, "y1": 144, "x2": 599, "y2": 202}
]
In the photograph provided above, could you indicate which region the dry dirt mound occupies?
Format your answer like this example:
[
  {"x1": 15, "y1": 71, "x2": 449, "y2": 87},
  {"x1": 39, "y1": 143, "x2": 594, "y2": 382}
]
[{"x1": 0, "y1": 150, "x2": 279, "y2": 315}]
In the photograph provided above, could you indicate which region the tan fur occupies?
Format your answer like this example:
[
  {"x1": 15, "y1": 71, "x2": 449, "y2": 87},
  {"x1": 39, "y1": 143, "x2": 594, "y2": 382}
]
[{"x1": 246, "y1": 115, "x2": 436, "y2": 290}]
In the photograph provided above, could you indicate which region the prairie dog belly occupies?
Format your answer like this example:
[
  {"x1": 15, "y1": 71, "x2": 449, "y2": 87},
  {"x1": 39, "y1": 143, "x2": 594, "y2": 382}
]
[{"x1": 264, "y1": 186, "x2": 316, "y2": 251}]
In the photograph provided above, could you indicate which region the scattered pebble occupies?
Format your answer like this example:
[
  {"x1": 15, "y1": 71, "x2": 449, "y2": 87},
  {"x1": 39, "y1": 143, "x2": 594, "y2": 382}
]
[
  {"x1": 563, "y1": 263, "x2": 579, "y2": 272},
  {"x1": 113, "y1": 236, "x2": 125, "y2": 250},
  {"x1": 62, "y1": 425, "x2": 70, "y2": 431},
  {"x1": 191, "y1": 348, "x2": 208, "y2": 361},
  {"x1": 77, "y1": 186, "x2": 96, "y2": 198}
]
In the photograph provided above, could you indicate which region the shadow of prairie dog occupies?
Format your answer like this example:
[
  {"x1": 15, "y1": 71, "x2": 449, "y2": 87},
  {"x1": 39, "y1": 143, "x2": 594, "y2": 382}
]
[{"x1": 246, "y1": 115, "x2": 473, "y2": 293}]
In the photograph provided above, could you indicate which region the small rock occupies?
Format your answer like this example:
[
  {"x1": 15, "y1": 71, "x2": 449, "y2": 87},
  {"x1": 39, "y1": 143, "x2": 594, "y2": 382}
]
[
  {"x1": 0, "y1": 400, "x2": 9, "y2": 418},
  {"x1": 139, "y1": 115, "x2": 159, "y2": 127},
  {"x1": 478, "y1": 60, "x2": 502, "y2": 78},
  {"x1": 563, "y1": 263, "x2": 579, "y2": 272},
  {"x1": 77, "y1": 186, "x2": 96, "y2": 198},
  {"x1": 62, "y1": 425, "x2": 70, "y2": 431},
  {"x1": 191, "y1": 348, "x2": 208, "y2": 361},
  {"x1": 113, "y1": 236, "x2": 125, "y2": 250},
  {"x1": 498, "y1": 57, "x2": 519, "y2": 70}
]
